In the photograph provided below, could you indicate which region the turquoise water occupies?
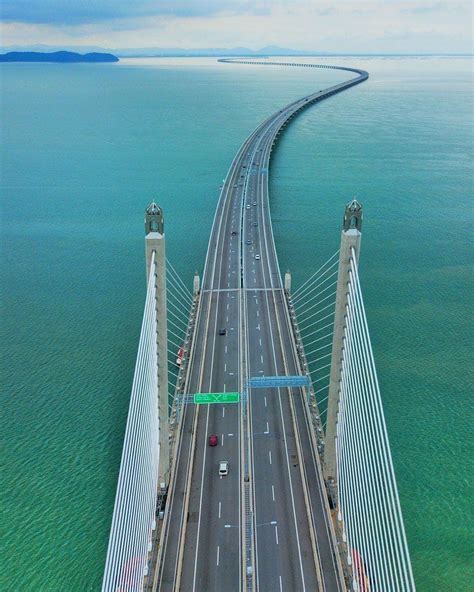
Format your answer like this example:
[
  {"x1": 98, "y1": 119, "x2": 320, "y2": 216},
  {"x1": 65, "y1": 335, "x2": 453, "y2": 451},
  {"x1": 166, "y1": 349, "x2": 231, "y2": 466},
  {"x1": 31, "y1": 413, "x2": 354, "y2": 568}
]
[{"x1": 1, "y1": 57, "x2": 472, "y2": 590}]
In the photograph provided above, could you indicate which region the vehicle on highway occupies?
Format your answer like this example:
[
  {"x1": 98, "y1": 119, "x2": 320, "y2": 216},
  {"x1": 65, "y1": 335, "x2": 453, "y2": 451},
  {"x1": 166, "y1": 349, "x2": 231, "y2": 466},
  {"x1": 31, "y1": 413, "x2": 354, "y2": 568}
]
[
  {"x1": 253, "y1": 222, "x2": 258, "y2": 227},
  {"x1": 176, "y1": 346, "x2": 184, "y2": 366},
  {"x1": 246, "y1": 204, "x2": 250, "y2": 209},
  {"x1": 219, "y1": 461, "x2": 229, "y2": 476},
  {"x1": 219, "y1": 328, "x2": 227, "y2": 336},
  {"x1": 246, "y1": 239, "x2": 252, "y2": 245},
  {"x1": 255, "y1": 254, "x2": 261, "y2": 260},
  {"x1": 253, "y1": 202, "x2": 257, "y2": 206},
  {"x1": 208, "y1": 435, "x2": 218, "y2": 447},
  {"x1": 231, "y1": 230, "x2": 237, "y2": 236}
]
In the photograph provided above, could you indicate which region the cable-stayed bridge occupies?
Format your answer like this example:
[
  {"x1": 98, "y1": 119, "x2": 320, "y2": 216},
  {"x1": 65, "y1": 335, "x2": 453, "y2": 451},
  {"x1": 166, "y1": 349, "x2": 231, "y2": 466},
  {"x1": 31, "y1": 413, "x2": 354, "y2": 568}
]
[{"x1": 102, "y1": 60, "x2": 415, "y2": 592}]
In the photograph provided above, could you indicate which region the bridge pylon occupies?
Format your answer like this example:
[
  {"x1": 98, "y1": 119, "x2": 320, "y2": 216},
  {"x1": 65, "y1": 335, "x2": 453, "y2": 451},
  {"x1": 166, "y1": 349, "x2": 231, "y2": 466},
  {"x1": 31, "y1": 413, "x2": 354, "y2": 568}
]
[
  {"x1": 145, "y1": 202, "x2": 170, "y2": 489},
  {"x1": 324, "y1": 199, "x2": 362, "y2": 486}
]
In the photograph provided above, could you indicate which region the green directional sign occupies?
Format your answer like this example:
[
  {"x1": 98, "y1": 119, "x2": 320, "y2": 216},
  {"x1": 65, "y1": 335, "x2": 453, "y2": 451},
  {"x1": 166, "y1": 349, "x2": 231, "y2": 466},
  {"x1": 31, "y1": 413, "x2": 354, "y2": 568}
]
[{"x1": 193, "y1": 392, "x2": 240, "y2": 404}]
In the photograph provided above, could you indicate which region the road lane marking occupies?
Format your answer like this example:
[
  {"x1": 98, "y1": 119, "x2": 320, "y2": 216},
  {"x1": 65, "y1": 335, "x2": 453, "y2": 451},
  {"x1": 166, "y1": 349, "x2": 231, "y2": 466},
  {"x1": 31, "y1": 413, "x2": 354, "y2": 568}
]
[
  {"x1": 272, "y1": 485, "x2": 275, "y2": 501},
  {"x1": 264, "y1": 396, "x2": 267, "y2": 407},
  {"x1": 221, "y1": 434, "x2": 224, "y2": 446},
  {"x1": 225, "y1": 345, "x2": 228, "y2": 353},
  {"x1": 259, "y1": 338, "x2": 262, "y2": 346},
  {"x1": 264, "y1": 421, "x2": 269, "y2": 434},
  {"x1": 222, "y1": 407, "x2": 225, "y2": 418},
  {"x1": 256, "y1": 309, "x2": 259, "y2": 316},
  {"x1": 216, "y1": 546, "x2": 220, "y2": 566},
  {"x1": 268, "y1": 450, "x2": 272, "y2": 465},
  {"x1": 279, "y1": 575, "x2": 283, "y2": 592},
  {"x1": 260, "y1": 354, "x2": 264, "y2": 364},
  {"x1": 219, "y1": 501, "x2": 222, "y2": 519},
  {"x1": 275, "y1": 526, "x2": 279, "y2": 545}
]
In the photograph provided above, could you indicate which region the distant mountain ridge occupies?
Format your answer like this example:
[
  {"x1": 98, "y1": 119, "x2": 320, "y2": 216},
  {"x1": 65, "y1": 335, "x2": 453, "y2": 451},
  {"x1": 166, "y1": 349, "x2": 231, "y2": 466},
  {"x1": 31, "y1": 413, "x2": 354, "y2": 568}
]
[
  {"x1": 1, "y1": 45, "x2": 319, "y2": 58},
  {"x1": 0, "y1": 51, "x2": 119, "y2": 63},
  {"x1": 1, "y1": 45, "x2": 470, "y2": 58}
]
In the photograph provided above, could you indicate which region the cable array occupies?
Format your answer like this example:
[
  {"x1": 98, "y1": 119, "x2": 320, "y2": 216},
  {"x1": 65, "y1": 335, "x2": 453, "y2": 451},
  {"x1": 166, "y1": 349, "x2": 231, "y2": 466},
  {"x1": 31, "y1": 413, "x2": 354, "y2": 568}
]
[
  {"x1": 102, "y1": 253, "x2": 160, "y2": 592},
  {"x1": 294, "y1": 250, "x2": 339, "y2": 427},
  {"x1": 337, "y1": 248, "x2": 416, "y2": 591},
  {"x1": 165, "y1": 258, "x2": 193, "y2": 411}
]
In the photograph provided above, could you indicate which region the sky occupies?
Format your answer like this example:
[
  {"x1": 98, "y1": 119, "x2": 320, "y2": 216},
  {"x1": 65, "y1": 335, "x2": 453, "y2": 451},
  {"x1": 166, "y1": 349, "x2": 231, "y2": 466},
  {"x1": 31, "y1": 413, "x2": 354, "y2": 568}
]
[{"x1": 1, "y1": 1, "x2": 472, "y2": 54}]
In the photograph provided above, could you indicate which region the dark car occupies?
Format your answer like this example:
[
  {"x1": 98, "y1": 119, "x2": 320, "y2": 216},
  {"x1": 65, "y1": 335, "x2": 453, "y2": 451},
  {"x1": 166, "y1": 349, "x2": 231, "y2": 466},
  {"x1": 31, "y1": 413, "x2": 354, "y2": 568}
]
[
  {"x1": 219, "y1": 328, "x2": 227, "y2": 336},
  {"x1": 209, "y1": 435, "x2": 218, "y2": 446},
  {"x1": 231, "y1": 230, "x2": 237, "y2": 236},
  {"x1": 246, "y1": 239, "x2": 252, "y2": 245},
  {"x1": 253, "y1": 222, "x2": 258, "y2": 227}
]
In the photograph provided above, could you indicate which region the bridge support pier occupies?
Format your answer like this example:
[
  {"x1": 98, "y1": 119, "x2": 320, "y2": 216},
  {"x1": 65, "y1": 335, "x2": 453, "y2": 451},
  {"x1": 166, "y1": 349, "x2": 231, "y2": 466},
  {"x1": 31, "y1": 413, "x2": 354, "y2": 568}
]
[
  {"x1": 324, "y1": 200, "x2": 362, "y2": 485},
  {"x1": 145, "y1": 202, "x2": 170, "y2": 489}
]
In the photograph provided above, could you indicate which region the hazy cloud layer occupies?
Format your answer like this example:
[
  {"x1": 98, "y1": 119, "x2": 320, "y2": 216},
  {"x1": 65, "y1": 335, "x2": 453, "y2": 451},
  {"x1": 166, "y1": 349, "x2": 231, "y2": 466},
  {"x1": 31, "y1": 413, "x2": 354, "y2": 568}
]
[
  {"x1": 2, "y1": 0, "x2": 269, "y2": 24},
  {"x1": 1, "y1": 1, "x2": 472, "y2": 53}
]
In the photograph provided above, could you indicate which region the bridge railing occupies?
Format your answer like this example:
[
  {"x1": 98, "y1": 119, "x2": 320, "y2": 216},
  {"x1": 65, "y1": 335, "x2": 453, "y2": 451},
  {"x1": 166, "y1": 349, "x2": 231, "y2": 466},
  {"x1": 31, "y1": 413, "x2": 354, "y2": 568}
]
[
  {"x1": 336, "y1": 248, "x2": 416, "y2": 591},
  {"x1": 102, "y1": 253, "x2": 160, "y2": 592}
]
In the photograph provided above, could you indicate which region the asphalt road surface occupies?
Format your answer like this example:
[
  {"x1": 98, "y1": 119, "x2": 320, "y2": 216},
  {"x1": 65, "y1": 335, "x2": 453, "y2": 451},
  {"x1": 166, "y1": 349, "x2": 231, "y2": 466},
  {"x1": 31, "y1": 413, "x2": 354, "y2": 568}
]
[{"x1": 156, "y1": 61, "x2": 368, "y2": 592}]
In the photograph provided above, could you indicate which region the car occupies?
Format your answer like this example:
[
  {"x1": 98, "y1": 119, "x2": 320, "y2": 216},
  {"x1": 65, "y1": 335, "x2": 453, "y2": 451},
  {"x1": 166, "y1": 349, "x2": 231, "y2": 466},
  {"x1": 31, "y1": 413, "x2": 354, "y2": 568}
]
[
  {"x1": 255, "y1": 254, "x2": 261, "y2": 260},
  {"x1": 246, "y1": 239, "x2": 252, "y2": 245},
  {"x1": 219, "y1": 328, "x2": 227, "y2": 336},
  {"x1": 246, "y1": 204, "x2": 251, "y2": 209},
  {"x1": 253, "y1": 202, "x2": 257, "y2": 206},
  {"x1": 253, "y1": 222, "x2": 258, "y2": 227},
  {"x1": 231, "y1": 230, "x2": 237, "y2": 236},
  {"x1": 219, "y1": 461, "x2": 229, "y2": 476},
  {"x1": 209, "y1": 435, "x2": 218, "y2": 446}
]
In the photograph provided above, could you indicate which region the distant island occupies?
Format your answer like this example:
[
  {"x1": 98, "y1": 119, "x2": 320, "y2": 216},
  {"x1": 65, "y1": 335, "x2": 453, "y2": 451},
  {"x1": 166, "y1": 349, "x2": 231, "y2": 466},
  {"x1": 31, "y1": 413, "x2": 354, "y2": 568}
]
[{"x1": 0, "y1": 51, "x2": 119, "y2": 63}]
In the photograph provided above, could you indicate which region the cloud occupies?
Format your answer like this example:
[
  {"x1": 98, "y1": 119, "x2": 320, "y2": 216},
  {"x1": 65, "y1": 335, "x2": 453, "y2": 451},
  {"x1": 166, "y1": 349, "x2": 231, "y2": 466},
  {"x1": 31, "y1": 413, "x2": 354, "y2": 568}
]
[
  {"x1": 1, "y1": 1, "x2": 472, "y2": 54},
  {"x1": 0, "y1": 0, "x2": 270, "y2": 25}
]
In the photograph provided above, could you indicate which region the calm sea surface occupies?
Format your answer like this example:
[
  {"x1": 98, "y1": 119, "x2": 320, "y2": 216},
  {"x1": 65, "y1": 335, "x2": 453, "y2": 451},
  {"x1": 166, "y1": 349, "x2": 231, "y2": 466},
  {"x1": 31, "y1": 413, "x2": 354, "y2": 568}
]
[{"x1": 1, "y1": 56, "x2": 472, "y2": 591}]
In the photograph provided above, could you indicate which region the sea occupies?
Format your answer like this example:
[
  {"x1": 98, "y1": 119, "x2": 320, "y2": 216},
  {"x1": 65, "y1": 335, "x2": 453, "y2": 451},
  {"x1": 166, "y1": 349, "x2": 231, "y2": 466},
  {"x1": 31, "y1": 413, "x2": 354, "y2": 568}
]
[{"x1": 1, "y1": 56, "x2": 472, "y2": 591}]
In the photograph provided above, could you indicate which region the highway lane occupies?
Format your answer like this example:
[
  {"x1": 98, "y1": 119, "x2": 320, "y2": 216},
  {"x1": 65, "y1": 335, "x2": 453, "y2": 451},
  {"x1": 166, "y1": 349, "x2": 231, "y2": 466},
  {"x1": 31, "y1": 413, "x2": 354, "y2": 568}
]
[
  {"x1": 246, "y1": 107, "x2": 344, "y2": 591},
  {"x1": 156, "y1": 60, "x2": 367, "y2": 591},
  {"x1": 158, "y1": 142, "x2": 248, "y2": 591}
]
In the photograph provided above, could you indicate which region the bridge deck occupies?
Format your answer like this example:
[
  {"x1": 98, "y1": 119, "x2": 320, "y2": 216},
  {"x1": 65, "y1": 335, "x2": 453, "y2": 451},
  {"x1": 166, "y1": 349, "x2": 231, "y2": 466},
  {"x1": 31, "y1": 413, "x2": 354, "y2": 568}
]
[{"x1": 156, "y1": 61, "x2": 368, "y2": 592}]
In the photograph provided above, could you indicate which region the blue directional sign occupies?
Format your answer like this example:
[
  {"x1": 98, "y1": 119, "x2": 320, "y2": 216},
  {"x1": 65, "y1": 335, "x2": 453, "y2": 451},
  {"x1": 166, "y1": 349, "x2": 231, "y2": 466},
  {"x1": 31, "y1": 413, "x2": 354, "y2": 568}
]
[{"x1": 248, "y1": 375, "x2": 310, "y2": 388}]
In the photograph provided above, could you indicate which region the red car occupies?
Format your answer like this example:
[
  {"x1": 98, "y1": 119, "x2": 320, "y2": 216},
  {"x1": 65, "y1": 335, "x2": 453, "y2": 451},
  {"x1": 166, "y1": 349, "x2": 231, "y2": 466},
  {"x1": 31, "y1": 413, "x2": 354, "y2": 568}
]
[{"x1": 208, "y1": 435, "x2": 218, "y2": 446}]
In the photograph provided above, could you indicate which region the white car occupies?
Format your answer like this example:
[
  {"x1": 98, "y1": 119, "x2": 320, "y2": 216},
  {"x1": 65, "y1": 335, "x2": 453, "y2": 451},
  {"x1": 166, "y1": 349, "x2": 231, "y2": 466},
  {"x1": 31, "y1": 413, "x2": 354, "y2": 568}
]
[
  {"x1": 219, "y1": 461, "x2": 229, "y2": 476},
  {"x1": 255, "y1": 254, "x2": 261, "y2": 260}
]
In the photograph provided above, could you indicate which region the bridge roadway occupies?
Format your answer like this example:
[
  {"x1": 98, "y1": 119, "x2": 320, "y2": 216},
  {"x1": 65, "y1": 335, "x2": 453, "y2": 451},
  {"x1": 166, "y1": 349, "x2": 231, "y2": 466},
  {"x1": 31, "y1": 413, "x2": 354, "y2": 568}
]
[{"x1": 156, "y1": 61, "x2": 368, "y2": 592}]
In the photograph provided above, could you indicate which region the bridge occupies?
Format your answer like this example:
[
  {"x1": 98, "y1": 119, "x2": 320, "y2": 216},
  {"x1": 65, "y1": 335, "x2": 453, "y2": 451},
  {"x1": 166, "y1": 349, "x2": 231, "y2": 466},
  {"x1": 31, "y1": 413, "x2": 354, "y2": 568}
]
[{"x1": 102, "y1": 60, "x2": 416, "y2": 592}]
